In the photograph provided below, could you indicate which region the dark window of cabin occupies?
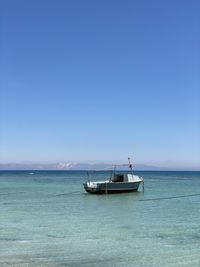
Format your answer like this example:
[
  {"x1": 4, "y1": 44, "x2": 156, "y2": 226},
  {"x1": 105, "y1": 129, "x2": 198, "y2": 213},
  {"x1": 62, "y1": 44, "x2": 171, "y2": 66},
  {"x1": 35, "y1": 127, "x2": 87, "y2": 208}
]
[{"x1": 112, "y1": 175, "x2": 124, "y2": 182}]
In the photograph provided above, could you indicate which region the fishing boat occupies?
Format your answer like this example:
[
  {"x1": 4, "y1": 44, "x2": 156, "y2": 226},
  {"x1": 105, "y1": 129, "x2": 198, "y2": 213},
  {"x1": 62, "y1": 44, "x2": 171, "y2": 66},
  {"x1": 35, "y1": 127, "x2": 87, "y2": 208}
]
[{"x1": 83, "y1": 158, "x2": 144, "y2": 194}]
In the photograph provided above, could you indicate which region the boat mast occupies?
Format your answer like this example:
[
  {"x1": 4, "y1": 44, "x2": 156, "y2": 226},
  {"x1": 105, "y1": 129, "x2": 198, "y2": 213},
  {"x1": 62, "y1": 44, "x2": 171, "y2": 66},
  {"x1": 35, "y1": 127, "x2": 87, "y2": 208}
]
[{"x1": 128, "y1": 157, "x2": 134, "y2": 176}]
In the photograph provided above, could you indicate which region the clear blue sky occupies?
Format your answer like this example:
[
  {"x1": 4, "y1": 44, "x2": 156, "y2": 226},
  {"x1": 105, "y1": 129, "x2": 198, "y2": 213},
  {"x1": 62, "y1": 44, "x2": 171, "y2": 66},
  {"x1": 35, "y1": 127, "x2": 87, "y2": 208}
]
[{"x1": 0, "y1": 0, "x2": 200, "y2": 169}]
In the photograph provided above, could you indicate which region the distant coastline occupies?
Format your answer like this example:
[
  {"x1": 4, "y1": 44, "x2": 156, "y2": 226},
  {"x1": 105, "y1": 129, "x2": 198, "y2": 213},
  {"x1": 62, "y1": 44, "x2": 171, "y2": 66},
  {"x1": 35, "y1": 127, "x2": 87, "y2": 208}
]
[{"x1": 0, "y1": 162, "x2": 199, "y2": 171}]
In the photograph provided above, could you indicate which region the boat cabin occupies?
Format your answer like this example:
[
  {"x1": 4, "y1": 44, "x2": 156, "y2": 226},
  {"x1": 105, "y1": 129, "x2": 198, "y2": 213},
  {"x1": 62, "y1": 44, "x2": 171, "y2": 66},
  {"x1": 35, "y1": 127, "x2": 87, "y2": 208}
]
[
  {"x1": 111, "y1": 173, "x2": 140, "y2": 183},
  {"x1": 112, "y1": 174, "x2": 124, "y2": 182}
]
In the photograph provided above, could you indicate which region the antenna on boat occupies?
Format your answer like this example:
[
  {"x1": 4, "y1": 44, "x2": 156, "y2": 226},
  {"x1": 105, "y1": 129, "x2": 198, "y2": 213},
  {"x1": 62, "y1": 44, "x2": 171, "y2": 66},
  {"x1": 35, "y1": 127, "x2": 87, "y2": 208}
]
[{"x1": 128, "y1": 157, "x2": 134, "y2": 176}]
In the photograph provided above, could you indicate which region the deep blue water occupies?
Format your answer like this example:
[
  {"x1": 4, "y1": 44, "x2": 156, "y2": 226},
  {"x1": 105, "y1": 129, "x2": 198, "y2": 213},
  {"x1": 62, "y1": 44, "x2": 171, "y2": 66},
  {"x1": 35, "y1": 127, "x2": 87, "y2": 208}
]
[{"x1": 0, "y1": 171, "x2": 200, "y2": 267}]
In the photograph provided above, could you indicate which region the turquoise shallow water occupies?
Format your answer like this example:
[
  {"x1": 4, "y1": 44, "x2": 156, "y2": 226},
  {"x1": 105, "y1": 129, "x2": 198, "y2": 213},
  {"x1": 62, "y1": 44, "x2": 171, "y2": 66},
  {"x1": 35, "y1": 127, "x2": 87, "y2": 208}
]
[{"x1": 0, "y1": 171, "x2": 200, "y2": 267}]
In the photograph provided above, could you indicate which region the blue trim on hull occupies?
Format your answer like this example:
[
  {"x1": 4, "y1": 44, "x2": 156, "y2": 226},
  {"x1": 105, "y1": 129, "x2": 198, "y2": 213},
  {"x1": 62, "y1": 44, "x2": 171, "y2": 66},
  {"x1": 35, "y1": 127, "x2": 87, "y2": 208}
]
[{"x1": 85, "y1": 188, "x2": 138, "y2": 194}]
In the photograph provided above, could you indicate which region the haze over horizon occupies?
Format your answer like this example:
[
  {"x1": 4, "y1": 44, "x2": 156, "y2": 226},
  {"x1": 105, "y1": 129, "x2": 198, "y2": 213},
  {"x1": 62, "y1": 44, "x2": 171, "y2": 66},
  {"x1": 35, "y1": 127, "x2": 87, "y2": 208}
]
[{"x1": 1, "y1": 0, "x2": 200, "y2": 169}]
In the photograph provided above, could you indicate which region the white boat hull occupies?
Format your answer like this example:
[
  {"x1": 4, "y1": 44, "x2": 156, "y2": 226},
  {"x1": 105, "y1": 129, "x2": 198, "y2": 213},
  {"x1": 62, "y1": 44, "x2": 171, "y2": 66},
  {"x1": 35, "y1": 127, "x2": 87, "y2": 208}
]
[{"x1": 83, "y1": 180, "x2": 142, "y2": 194}]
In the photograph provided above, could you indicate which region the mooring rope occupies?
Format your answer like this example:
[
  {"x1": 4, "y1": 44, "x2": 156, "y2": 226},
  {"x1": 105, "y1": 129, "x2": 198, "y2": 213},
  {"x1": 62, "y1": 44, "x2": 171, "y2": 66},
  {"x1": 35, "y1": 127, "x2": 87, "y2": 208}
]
[{"x1": 138, "y1": 193, "x2": 200, "y2": 202}]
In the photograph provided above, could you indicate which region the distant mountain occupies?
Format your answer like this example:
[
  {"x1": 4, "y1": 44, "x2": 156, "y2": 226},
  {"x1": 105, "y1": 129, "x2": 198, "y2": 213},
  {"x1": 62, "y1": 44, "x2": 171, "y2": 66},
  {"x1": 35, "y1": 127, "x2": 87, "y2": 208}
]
[
  {"x1": 0, "y1": 162, "x2": 75, "y2": 170},
  {"x1": 0, "y1": 162, "x2": 198, "y2": 171},
  {"x1": 0, "y1": 162, "x2": 159, "y2": 171},
  {"x1": 0, "y1": 162, "x2": 110, "y2": 170}
]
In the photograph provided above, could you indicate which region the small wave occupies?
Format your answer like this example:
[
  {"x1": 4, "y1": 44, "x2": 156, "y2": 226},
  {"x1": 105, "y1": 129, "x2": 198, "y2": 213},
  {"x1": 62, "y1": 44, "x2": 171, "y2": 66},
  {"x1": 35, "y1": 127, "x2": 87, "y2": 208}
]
[
  {"x1": 47, "y1": 234, "x2": 65, "y2": 239},
  {"x1": 55, "y1": 191, "x2": 81, "y2": 197},
  {"x1": 0, "y1": 192, "x2": 26, "y2": 196},
  {"x1": 0, "y1": 237, "x2": 31, "y2": 242}
]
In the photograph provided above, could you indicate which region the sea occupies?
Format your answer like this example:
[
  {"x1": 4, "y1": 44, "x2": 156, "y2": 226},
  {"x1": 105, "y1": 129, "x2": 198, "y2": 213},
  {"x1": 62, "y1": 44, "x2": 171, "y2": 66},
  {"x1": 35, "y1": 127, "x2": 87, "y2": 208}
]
[{"x1": 0, "y1": 171, "x2": 200, "y2": 267}]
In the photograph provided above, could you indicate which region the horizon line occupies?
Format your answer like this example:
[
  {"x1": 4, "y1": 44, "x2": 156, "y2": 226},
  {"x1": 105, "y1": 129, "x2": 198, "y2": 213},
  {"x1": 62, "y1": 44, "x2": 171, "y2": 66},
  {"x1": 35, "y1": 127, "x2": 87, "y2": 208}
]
[{"x1": 0, "y1": 169, "x2": 199, "y2": 172}]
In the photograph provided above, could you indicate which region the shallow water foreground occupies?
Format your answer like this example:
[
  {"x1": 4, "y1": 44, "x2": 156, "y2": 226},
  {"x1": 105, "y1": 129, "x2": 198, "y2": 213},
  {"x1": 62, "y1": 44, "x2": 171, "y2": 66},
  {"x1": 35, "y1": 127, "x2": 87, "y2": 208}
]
[{"x1": 0, "y1": 171, "x2": 200, "y2": 267}]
